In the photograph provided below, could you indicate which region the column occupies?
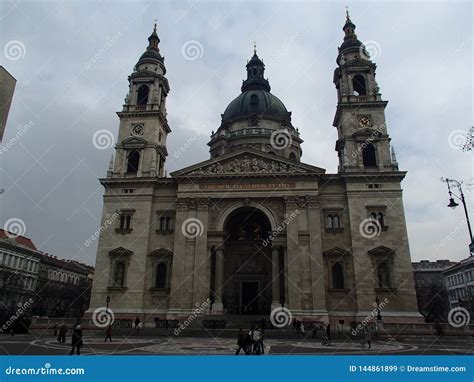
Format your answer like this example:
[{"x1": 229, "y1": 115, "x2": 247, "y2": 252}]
[
  {"x1": 307, "y1": 196, "x2": 328, "y2": 316},
  {"x1": 271, "y1": 247, "x2": 281, "y2": 311},
  {"x1": 212, "y1": 248, "x2": 224, "y2": 314},
  {"x1": 192, "y1": 200, "x2": 209, "y2": 308},
  {"x1": 168, "y1": 199, "x2": 188, "y2": 316},
  {"x1": 284, "y1": 197, "x2": 301, "y2": 313}
]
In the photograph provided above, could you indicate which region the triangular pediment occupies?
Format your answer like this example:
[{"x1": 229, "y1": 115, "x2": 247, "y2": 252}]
[
  {"x1": 119, "y1": 136, "x2": 147, "y2": 148},
  {"x1": 352, "y1": 128, "x2": 387, "y2": 140},
  {"x1": 171, "y1": 149, "x2": 325, "y2": 178}
]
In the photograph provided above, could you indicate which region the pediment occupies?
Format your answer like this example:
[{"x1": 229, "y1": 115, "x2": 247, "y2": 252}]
[
  {"x1": 109, "y1": 247, "x2": 134, "y2": 257},
  {"x1": 323, "y1": 247, "x2": 350, "y2": 257},
  {"x1": 352, "y1": 128, "x2": 386, "y2": 140},
  {"x1": 368, "y1": 246, "x2": 394, "y2": 257},
  {"x1": 171, "y1": 149, "x2": 325, "y2": 178},
  {"x1": 120, "y1": 136, "x2": 147, "y2": 148}
]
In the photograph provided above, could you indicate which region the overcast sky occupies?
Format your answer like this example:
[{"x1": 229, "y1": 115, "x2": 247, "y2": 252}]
[{"x1": 0, "y1": 0, "x2": 472, "y2": 266}]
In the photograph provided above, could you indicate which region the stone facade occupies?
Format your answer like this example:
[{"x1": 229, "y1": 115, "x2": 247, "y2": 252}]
[{"x1": 88, "y1": 17, "x2": 422, "y2": 327}]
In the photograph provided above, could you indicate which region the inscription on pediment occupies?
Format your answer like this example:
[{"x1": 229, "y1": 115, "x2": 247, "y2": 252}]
[{"x1": 188, "y1": 156, "x2": 307, "y2": 175}]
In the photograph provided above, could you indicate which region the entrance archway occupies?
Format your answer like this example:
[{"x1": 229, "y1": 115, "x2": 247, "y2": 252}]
[{"x1": 221, "y1": 207, "x2": 272, "y2": 315}]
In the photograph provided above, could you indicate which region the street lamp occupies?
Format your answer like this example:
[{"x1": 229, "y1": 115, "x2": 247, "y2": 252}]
[
  {"x1": 441, "y1": 177, "x2": 474, "y2": 255},
  {"x1": 106, "y1": 294, "x2": 111, "y2": 310}
]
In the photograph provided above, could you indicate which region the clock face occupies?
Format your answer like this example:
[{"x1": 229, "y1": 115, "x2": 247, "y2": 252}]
[
  {"x1": 131, "y1": 124, "x2": 144, "y2": 136},
  {"x1": 358, "y1": 115, "x2": 372, "y2": 128}
]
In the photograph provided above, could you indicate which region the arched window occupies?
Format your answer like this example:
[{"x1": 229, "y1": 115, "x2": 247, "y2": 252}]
[
  {"x1": 114, "y1": 262, "x2": 126, "y2": 287},
  {"x1": 362, "y1": 144, "x2": 377, "y2": 167},
  {"x1": 332, "y1": 263, "x2": 344, "y2": 289},
  {"x1": 326, "y1": 215, "x2": 333, "y2": 228},
  {"x1": 127, "y1": 150, "x2": 140, "y2": 173},
  {"x1": 333, "y1": 215, "x2": 341, "y2": 229},
  {"x1": 289, "y1": 152, "x2": 297, "y2": 161},
  {"x1": 155, "y1": 263, "x2": 167, "y2": 288},
  {"x1": 352, "y1": 75, "x2": 367, "y2": 96},
  {"x1": 377, "y1": 262, "x2": 391, "y2": 288},
  {"x1": 166, "y1": 217, "x2": 172, "y2": 230},
  {"x1": 377, "y1": 212, "x2": 385, "y2": 227},
  {"x1": 160, "y1": 217, "x2": 167, "y2": 231},
  {"x1": 137, "y1": 85, "x2": 149, "y2": 106}
]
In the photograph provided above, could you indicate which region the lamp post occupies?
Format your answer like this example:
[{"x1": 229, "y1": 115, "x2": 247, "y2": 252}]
[
  {"x1": 441, "y1": 178, "x2": 474, "y2": 255},
  {"x1": 106, "y1": 294, "x2": 111, "y2": 310}
]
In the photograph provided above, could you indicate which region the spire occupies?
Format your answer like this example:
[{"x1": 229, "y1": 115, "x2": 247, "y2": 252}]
[
  {"x1": 343, "y1": 7, "x2": 356, "y2": 36},
  {"x1": 338, "y1": 7, "x2": 362, "y2": 57},
  {"x1": 241, "y1": 46, "x2": 270, "y2": 92},
  {"x1": 136, "y1": 21, "x2": 164, "y2": 66},
  {"x1": 147, "y1": 21, "x2": 160, "y2": 51}
]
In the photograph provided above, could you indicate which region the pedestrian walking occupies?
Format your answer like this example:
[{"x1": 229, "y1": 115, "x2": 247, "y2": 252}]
[
  {"x1": 252, "y1": 325, "x2": 263, "y2": 355},
  {"x1": 105, "y1": 324, "x2": 112, "y2": 342},
  {"x1": 300, "y1": 322, "x2": 305, "y2": 337},
  {"x1": 58, "y1": 322, "x2": 67, "y2": 343},
  {"x1": 54, "y1": 322, "x2": 58, "y2": 337},
  {"x1": 363, "y1": 326, "x2": 371, "y2": 349},
  {"x1": 70, "y1": 325, "x2": 83, "y2": 355},
  {"x1": 235, "y1": 328, "x2": 248, "y2": 355},
  {"x1": 134, "y1": 317, "x2": 140, "y2": 336},
  {"x1": 325, "y1": 323, "x2": 331, "y2": 345}
]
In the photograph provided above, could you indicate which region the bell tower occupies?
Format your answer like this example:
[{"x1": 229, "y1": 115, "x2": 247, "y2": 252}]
[
  {"x1": 109, "y1": 22, "x2": 171, "y2": 179},
  {"x1": 333, "y1": 11, "x2": 398, "y2": 173}
]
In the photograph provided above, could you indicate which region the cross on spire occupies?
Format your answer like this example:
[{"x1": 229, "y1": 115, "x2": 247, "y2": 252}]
[{"x1": 253, "y1": 42, "x2": 257, "y2": 55}]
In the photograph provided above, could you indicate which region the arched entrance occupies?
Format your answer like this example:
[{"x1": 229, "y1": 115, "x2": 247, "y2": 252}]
[{"x1": 221, "y1": 207, "x2": 272, "y2": 315}]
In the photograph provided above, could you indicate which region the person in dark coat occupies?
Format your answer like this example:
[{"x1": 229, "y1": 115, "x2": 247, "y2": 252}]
[
  {"x1": 105, "y1": 324, "x2": 112, "y2": 342},
  {"x1": 54, "y1": 323, "x2": 58, "y2": 337},
  {"x1": 235, "y1": 328, "x2": 247, "y2": 355},
  {"x1": 134, "y1": 317, "x2": 140, "y2": 336},
  {"x1": 58, "y1": 322, "x2": 67, "y2": 343},
  {"x1": 70, "y1": 325, "x2": 83, "y2": 355},
  {"x1": 325, "y1": 323, "x2": 331, "y2": 345}
]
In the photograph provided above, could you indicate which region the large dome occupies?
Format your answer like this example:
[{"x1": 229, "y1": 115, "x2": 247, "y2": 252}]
[{"x1": 222, "y1": 89, "x2": 291, "y2": 124}]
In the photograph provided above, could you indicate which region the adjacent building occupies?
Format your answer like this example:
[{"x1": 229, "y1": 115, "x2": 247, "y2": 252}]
[
  {"x1": 89, "y1": 14, "x2": 422, "y2": 327},
  {"x1": 0, "y1": 229, "x2": 40, "y2": 322},
  {"x1": 444, "y1": 256, "x2": 474, "y2": 323},
  {"x1": 34, "y1": 254, "x2": 94, "y2": 319},
  {"x1": 412, "y1": 260, "x2": 456, "y2": 322},
  {"x1": 0, "y1": 66, "x2": 17, "y2": 141},
  {"x1": 0, "y1": 229, "x2": 94, "y2": 322}
]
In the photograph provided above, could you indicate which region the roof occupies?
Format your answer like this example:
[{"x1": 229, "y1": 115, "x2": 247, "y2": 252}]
[
  {"x1": 0, "y1": 229, "x2": 37, "y2": 250},
  {"x1": 222, "y1": 89, "x2": 291, "y2": 125}
]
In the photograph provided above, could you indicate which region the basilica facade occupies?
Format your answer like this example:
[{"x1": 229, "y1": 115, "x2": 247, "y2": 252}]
[{"x1": 88, "y1": 14, "x2": 422, "y2": 327}]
